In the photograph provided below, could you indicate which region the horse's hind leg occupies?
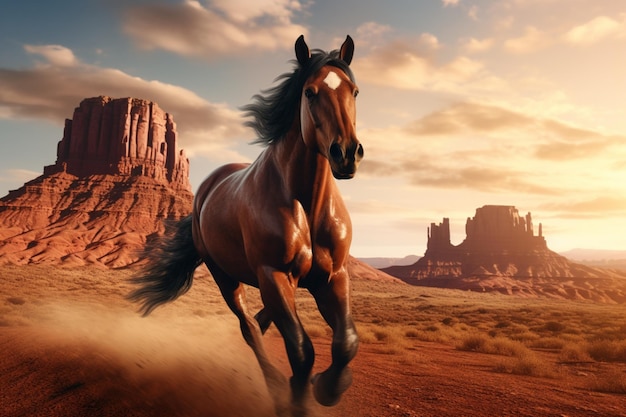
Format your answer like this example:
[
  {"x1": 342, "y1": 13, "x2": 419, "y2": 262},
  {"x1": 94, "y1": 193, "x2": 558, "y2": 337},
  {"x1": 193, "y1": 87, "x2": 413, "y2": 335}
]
[
  {"x1": 309, "y1": 268, "x2": 359, "y2": 406},
  {"x1": 258, "y1": 266, "x2": 315, "y2": 413},
  {"x1": 209, "y1": 266, "x2": 289, "y2": 415}
]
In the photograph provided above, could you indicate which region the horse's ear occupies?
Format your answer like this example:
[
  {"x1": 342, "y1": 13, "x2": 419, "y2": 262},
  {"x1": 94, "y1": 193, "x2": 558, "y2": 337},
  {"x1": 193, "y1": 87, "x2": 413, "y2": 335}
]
[
  {"x1": 339, "y1": 35, "x2": 354, "y2": 65},
  {"x1": 295, "y1": 35, "x2": 310, "y2": 66}
]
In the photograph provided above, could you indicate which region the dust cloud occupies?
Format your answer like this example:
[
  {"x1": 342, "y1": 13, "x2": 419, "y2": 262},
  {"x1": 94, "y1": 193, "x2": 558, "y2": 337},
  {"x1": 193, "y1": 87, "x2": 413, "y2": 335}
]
[{"x1": 0, "y1": 266, "x2": 279, "y2": 417}]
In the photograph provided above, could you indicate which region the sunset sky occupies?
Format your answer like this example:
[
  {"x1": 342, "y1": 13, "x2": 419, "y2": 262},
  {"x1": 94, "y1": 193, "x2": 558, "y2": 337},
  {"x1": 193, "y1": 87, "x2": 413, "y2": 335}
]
[{"x1": 1, "y1": 0, "x2": 625, "y2": 257}]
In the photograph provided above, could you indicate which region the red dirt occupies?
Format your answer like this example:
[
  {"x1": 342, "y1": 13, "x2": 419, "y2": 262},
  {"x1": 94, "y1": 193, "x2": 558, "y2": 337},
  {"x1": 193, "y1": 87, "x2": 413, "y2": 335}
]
[{"x1": 1, "y1": 266, "x2": 625, "y2": 417}]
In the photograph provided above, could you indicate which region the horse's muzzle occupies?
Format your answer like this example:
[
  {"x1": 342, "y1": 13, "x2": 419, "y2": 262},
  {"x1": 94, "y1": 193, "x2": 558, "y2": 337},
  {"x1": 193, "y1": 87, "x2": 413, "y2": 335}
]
[{"x1": 329, "y1": 142, "x2": 364, "y2": 179}]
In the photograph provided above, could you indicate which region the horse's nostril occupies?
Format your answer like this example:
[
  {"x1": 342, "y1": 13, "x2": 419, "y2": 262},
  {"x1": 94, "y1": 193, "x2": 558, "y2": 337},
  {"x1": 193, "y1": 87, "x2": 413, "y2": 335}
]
[
  {"x1": 329, "y1": 143, "x2": 344, "y2": 162},
  {"x1": 356, "y1": 143, "x2": 364, "y2": 159}
]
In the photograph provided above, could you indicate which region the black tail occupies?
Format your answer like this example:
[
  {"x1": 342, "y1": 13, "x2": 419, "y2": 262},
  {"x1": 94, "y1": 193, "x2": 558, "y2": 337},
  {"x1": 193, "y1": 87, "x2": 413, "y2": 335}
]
[{"x1": 128, "y1": 215, "x2": 202, "y2": 316}]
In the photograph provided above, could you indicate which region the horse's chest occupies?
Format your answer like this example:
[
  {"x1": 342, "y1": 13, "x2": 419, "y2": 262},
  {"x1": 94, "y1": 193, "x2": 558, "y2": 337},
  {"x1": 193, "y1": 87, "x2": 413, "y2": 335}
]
[{"x1": 246, "y1": 198, "x2": 349, "y2": 281}]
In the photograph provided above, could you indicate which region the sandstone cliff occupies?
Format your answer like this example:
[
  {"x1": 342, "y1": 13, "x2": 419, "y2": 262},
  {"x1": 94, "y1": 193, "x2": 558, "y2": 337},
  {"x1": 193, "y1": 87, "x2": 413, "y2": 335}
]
[
  {"x1": 383, "y1": 205, "x2": 626, "y2": 303},
  {"x1": 45, "y1": 96, "x2": 190, "y2": 186},
  {"x1": 0, "y1": 97, "x2": 193, "y2": 268}
]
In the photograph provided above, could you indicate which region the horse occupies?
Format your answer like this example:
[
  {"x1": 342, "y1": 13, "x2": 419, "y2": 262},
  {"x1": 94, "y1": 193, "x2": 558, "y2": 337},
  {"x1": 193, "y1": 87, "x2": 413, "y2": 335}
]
[{"x1": 129, "y1": 34, "x2": 363, "y2": 416}]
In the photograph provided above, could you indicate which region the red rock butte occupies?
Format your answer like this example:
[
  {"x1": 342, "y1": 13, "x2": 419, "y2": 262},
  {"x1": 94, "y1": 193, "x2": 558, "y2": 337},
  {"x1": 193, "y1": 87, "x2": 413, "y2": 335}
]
[
  {"x1": 44, "y1": 96, "x2": 190, "y2": 188},
  {"x1": 0, "y1": 96, "x2": 193, "y2": 267},
  {"x1": 427, "y1": 205, "x2": 547, "y2": 255},
  {"x1": 383, "y1": 205, "x2": 626, "y2": 302}
]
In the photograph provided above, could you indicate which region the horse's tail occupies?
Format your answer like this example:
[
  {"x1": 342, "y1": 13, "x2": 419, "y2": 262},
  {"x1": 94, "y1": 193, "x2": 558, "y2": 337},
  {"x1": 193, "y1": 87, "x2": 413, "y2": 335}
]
[{"x1": 128, "y1": 215, "x2": 202, "y2": 316}]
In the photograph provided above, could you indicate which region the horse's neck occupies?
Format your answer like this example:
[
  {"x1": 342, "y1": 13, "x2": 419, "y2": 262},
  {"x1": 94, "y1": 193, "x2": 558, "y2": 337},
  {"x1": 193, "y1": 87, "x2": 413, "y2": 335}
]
[{"x1": 271, "y1": 132, "x2": 333, "y2": 215}]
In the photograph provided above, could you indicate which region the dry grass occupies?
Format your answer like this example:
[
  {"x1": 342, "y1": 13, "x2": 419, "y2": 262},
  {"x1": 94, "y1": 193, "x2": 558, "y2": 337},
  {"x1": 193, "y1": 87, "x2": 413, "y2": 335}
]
[
  {"x1": 344, "y1": 275, "x2": 626, "y2": 391},
  {"x1": 493, "y1": 353, "x2": 558, "y2": 378},
  {"x1": 587, "y1": 339, "x2": 626, "y2": 363},
  {"x1": 2, "y1": 264, "x2": 626, "y2": 395},
  {"x1": 558, "y1": 343, "x2": 593, "y2": 363},
  {"x1": 588, "y1": 369, "x2": 626, "y2": 394}
]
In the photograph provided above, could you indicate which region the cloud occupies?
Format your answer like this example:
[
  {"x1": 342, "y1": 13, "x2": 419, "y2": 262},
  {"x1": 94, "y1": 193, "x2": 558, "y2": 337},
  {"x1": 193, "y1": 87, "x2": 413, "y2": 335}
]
[
  {"x1": 353, "y1": 39, "x2": 484, "y2": 92},
  {"x1": 534, "y1": 136, "x2": 623, "y2": 161},
  {"x1": 408, "y1": 164, "x2": 556, "y2": 194},
  {"x1": 467, "y1": 5, "x2": 479, "y2": 21},
  {"x1": 122, "y1": 0, "x2": 308, "y2": 59},
  {"x1": 540, "y1": 196, "x2": 626, "y2": 218},
  {"x1": 356, "y1": 22, "x2": 392, "y2": 39},
  {"x1": 0, "y1": 169, "x2": 42, "y2": 184},
  {"x1": 401, "y1": 101, "x2": 626, "y2": 161},
  {"x1": 357, "y1": 116, "x2": 553, "y2": 196},
  {"x1": 361, "y1": 157, "x2": 555, "y2": 195},
  {"x1": 500, "y1": 12, "x2": 626, "y2": 53},
  {"x1": 356, "y1": 100, "x2": 625, "y2": 197},
  {"x1": 418, "y1": 33, "x2": 442, "y2": 50},
  {"x1": 23, "y1": 45, "x2": 77, "y2": 67},
  {"x1": 0, "y1": 45, "x2": 248, "y2": 157},
  {"x1": 461, "y1": 37, "x2": 494, "y2": 53},
  {"x1": 405, "y1": 102, "x2": 532, "y2": 136},
  {"x1": 441, "y1": 0, "x2": 460, "y2": 6},
  {"x1": 564, "y1": 15, "x2": 626, "y2": 46},
  {"x1": 504, "y1": 26, "x2": 552, "y2": 53},
  {"x1": 533, "y1": 120, "x2": 625, "y2": 161}
]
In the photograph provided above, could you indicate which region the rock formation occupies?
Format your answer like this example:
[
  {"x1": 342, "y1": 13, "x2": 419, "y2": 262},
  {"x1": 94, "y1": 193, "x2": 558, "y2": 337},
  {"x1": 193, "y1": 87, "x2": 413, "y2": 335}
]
[
  {"x1": 427, "y1": 205, "x2": 547, "y2": 255},
  {"x1": 383, "y1": 205, "x2": 626, "y2": 303},
  {"x1": 43, "y1": 96, "x2": 190, "y2": 187},
  {"x1": 0, "y1": 96, "x2": 193, "y2": 268}
]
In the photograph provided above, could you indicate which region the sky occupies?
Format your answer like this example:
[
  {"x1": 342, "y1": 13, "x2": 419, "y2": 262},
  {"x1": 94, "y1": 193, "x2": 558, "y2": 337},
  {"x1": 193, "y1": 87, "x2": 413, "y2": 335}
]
[{"x1": 1, "y1": 0, "x2": 625, "y2": 258}]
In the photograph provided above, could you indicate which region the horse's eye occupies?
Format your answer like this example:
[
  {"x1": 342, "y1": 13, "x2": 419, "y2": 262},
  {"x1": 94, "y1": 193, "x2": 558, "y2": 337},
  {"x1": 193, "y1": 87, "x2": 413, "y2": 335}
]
[
  {"x1": 353, "y1": 89, "x2": 359, "y2": 98},
  {"x1": 304, "y1": 88, "x2": 316, "y2": 99}
]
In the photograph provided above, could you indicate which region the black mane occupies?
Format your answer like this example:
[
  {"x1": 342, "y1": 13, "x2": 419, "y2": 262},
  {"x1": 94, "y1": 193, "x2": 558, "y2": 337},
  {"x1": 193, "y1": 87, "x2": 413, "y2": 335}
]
[{"x1": 242, "y1": 48, "x2": 355, "y2": 145}]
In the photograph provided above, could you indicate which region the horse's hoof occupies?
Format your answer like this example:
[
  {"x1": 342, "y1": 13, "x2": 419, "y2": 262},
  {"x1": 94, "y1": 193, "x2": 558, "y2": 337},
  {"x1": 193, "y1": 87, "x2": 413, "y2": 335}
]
[{"x1": 311, "y1": 368, "x2": 353, "y2": 407}]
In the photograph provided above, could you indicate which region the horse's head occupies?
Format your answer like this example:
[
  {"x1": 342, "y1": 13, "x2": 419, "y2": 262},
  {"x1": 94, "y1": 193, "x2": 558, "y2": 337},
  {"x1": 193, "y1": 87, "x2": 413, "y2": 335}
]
[{"x1": 296, "y1": 35, "x2": 364, "y2": 180}]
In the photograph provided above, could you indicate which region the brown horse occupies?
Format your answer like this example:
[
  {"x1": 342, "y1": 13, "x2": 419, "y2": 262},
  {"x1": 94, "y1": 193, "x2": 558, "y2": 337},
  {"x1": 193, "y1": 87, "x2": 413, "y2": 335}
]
[{"x1": 129, "y1": 35, "x2": 363, "y2": 416}]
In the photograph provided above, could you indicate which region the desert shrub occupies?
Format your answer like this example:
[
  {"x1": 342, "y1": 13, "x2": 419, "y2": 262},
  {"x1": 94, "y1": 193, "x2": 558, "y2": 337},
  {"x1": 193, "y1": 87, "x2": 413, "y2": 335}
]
[
  {"x1": 442, "y1": 317, "x2": 454, "y2": 326},
  {"x1": 6, "y1": 297, "x2": 26, "y2": 305},
  {"x1": 493, "y1": 351, "x2": 557, "y2": 378},
  {"x1": 405, "y1": 329, "x2": 420, "y2": 338},
  {"x1": 558, "y1": 344, "x2": 592, "y2": 363},
  {"x1": 424, "y1": 325, "x2": 439, "y2": 332},
  {"x1": 358, "y1": 325, "x2": 408, "y2": 348},
  {"x1": 373, "y1": 328, "x2": 392, "y2": 342},
  {"x1": 559, "y1": 333, "x2": 585, "y2": 344},
  {"x1": 587, "y1": 339, "x2": 626, "y2": 363},
  {"x1": 358, "y1": 327, "x2": 379, "y2": 344},
  {"x1": 588, "y1": 369, "x2": 626, "y2": 394},
  {"x1": 531, "y1": 337, "x2": 565, "y2": 350},
  {"x1": 457, "y1": 334, "x2": 488, "y2": 352},
  {"x1": 305, "y1": 323, "x2": 329, "y2": 338},
  {"x1": 591, "y1": 324, "x2": 626, "y2": 341},
  {"x1": 489, "y1": 338, "x2": 529, "y2": 357},
  {"x1": 457, "y1": 323, "x2": 470, "y2": 332},
  {"x1": 457, "y1": 334, "x2": 531, "y2": 358},
  {"x1": 509, "y1": 330, "x2": 540, "y2": 343},
  {"x1": 405, "y1": 328, "x2": 453, "y2": 344},
  {"x1": 542, "y1": 321, "x2": 566, "y2": 333}
]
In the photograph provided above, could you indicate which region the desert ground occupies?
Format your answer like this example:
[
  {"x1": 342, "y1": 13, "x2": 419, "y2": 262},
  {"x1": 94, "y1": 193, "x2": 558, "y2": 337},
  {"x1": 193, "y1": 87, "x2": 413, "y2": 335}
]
[{"x1": 1, "y1": 264, "x2": 625, "y2": 417}]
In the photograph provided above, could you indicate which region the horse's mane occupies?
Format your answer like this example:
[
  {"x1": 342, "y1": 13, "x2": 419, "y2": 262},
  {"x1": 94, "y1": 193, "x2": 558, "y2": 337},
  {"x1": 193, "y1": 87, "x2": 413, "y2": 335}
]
[{"x1": 242, "y1": 48, "x2": 355, "y2": 145}]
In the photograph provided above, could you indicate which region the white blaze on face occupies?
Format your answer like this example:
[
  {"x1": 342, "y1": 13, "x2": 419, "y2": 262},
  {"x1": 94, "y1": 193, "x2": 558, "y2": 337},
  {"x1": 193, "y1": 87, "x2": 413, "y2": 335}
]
[{"x1": 323, "y1": 71, "x2": 342, "y2": 90}]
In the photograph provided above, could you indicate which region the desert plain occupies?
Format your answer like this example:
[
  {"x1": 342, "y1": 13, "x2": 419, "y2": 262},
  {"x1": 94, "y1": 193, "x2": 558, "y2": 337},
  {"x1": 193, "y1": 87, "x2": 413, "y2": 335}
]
[{"x1": 1, "y1": 261, "x2": 625, "y2": 417}]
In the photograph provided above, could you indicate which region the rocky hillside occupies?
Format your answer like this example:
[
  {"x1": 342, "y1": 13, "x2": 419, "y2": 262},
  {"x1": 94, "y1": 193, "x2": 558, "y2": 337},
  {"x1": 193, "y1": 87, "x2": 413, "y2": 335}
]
[{"x1": 0, "y1": 97, "x2": 193, "y2": 268}]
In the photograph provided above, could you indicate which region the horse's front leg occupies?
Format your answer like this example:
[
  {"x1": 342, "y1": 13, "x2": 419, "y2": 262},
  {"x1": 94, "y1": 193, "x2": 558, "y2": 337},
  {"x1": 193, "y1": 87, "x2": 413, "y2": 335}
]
[
  {"x1": 259, "y1": 266, "x2": 315, "y2": 412},
  {"x1": 309, "y1": 267, "x2": 358, "y2": 406}
]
